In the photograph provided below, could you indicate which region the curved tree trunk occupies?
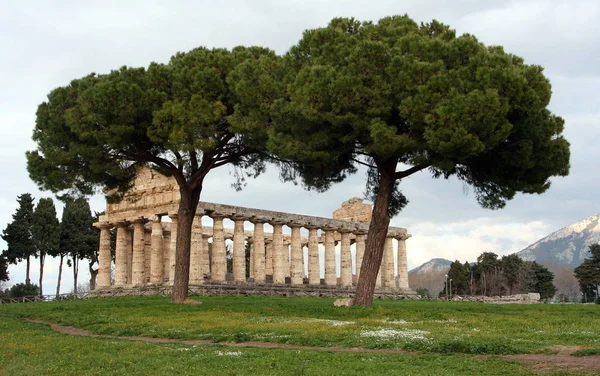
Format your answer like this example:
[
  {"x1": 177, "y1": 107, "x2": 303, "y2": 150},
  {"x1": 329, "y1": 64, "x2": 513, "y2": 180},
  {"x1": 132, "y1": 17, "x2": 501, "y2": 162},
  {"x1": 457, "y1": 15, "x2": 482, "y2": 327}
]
[
  {"x1": 89, "y1": 260, "x2": 98, "y2": 291},
  {"x1": 25, "y1": 256, "x2": 31, "y2": 285},
  {"x1": 171, "y1": 185, "x2": 202, "y2": 304},
  {"x1": 73, "y1": 257, "x2": 79, "y2": 295},
  {"x1": 56, "y1": 254, "x2": 64, "y2": 298},
  {"x1": 354, "y1": 160, "x2": 397, "y2": 306},
  {"x1": 39, "y1": 252, "x2": 45, "y2": 297}
]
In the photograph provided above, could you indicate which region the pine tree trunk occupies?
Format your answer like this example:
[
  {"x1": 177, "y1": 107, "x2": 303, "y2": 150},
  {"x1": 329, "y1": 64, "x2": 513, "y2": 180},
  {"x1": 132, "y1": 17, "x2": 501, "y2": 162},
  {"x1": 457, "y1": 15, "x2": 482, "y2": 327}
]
[
  {"x1": 73, "y1": 258, "x2": 79, "y2": 295},
  {"x1": 26, "y1": 256, "x2": 31, "y2": 285},
  {"x1": 89, "y1": 261, "x2": 97, "y2": 291},
  {"x1": 56, "y1": 254, "x2": 63, "y2": 298},
  {"x1": 171, "y1": 186, "x2": 201, "y2": 304},
  {"x1": 39, "y1": 252, "x2": 45, "y2": 297},
  {"x1": 354, "y1": 160, "x2": 397, "y2": 306}
]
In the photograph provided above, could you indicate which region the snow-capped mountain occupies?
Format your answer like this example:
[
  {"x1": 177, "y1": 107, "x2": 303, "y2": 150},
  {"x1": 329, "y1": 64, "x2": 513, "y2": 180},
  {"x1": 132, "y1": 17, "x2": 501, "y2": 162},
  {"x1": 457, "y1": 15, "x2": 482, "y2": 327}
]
[
  {"x1": 516, "y1": 214, "x2": 600, "y2": 268},
  {"x1": 409, "y1": 258, "x2": 452, "y2": 274}
]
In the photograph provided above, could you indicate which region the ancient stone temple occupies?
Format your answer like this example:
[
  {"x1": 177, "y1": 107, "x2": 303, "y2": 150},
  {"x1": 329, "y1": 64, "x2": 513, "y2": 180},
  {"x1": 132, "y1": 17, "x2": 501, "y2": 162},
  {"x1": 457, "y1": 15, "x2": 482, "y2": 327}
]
[{"x1": 94, "y1": 167, "x2": 414, "y2": 297}]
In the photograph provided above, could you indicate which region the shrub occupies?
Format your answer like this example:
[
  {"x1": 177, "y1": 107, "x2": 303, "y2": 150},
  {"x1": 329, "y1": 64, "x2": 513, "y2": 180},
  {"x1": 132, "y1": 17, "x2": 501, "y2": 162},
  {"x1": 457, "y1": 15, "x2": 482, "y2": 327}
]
[{"x1": 9, "y1": 283, "x2": 40, "y2": 298}]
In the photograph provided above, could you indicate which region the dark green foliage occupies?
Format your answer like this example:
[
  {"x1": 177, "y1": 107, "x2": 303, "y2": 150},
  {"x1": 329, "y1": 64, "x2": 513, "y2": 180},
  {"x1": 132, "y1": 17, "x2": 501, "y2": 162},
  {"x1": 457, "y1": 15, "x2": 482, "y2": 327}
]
[
  {"x1": 500, "y1": 254, "x2": 525, "y2": 295},
  {"x1": 574, "y1": 243, "x2": 600, "y2": 300},
  {"x1": 477, "y1": 252, "x2": 501, "y2": 296},
  {"x1": 262, "y1": 15, "x2": 569, "y2": 212},
  {"x1": 0, "y1": 254, "x2": 9, "y2": 281},
  {"x1": 443, "y1": 252, "x2": 556, "y2": 298},
  {"x1": 8, "y1": 282, "x2": 40, "y2": 297},
  {"x1": 531, "y1": 262, "x2": 557, "y2": 300},
  {"x1": 235, "y1": 15, "x2": 569, "y2": 305},
  {"x1": 441, "y1": 260, "x2": 469, "y2": 296},
  {"x1": 60, "y1": 198, "x2": 97, "y2": 294},
  {"x1": 416, "y1": 287, "x2": 429, "y2": 298},
  {"x1": 27, "y1": 46, "x2": 278, "y2": 302},
  {"x1": 1, "y1": 193, "x2": 36, "y2": 285},
  {"x1": 32, "y1": 197, "x2": 60, "y2": 296}
]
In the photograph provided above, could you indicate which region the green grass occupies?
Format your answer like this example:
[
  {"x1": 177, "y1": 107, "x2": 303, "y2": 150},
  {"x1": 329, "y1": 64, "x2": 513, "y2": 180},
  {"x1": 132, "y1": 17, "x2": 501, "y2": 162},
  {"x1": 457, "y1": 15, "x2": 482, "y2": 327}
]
[
  {"x1": 0, "y1": 315, "x2": 556, "y2": 376},
  {"x1": 2, "y1": 295, "x2": 599, "y2": 355},
  {"x1": 2, "y1": 296, "x2": 599, "y2": 375},
  {"x1": 572, "y1": 348, "x2": 600, "y2": 357}
]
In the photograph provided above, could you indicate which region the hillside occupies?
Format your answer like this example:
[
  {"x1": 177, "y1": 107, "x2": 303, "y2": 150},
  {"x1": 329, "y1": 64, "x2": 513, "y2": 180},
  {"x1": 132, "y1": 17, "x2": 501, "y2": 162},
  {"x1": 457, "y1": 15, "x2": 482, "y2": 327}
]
[
  {"x1": 517, "y1": 214, "x2": 600, "y2": 268},
  {"x1": 409, "y1": 258, "x2": 452, "y2": 274}
]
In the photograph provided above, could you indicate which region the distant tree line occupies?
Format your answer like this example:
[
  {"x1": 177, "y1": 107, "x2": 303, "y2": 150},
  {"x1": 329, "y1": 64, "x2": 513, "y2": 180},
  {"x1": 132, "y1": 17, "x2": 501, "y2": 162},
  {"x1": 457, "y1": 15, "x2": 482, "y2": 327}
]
[
  {"x1": 437, "y1": 252, "x2": 557, "y2": 299},
  {"x1": 1, "y1": 193, "x2": 99, "y2": 298},
  {"x1": 574, "y1": 243, "x2": 600, "y2": 303}
]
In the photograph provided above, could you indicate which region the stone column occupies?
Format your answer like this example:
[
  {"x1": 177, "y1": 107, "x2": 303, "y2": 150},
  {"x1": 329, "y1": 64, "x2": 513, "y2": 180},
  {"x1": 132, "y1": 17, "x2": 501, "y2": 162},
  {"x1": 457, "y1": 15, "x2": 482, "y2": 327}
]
[
  {"x1": 376, "y1": 263, "x2": 382, "y2": 288},
  {"x1": 354, "y1": 231, "x2": 366, "y2": 282},
  {"x1": 115, "y1": 221, "x2": 130, "y2": 287},
  {"x1": 382, "y1": 236, "x2": 395, "y2": 289},
  {"x1": 340, "y1": 230, "x2": 352, "y2": 287},
  {"x1": 162, "y1": 230, "x2": 170, "y2": 282},
  {"x1": 150, "y1": 216, "x2": 164, "y2": 285},
  {"x1": 233, "y1": 216, "x2": 248, "y2": 282},
  {"x1": 265, "y1": 239, "x2": 273, "y2": 279},
  {"x1": 211, "y1": 213, "x2": 226, "y2": 282},
  {"x1": 271, "y1": 220, "x2": 286, "y2": 284},
  {"x1": 288, "y1": 222, "x2": 303, "y2": 285},
  {"x1": 251, "y1": 218, "x2": 266, "y2": 283},
  {"x1": 201, "y1": 234, "x2": 210, "y2": 281},
  {"x1": 248, "y1": 237, "x2": 254, "y2": 280},
  {"x1": 323, "y1": 228, "x2": 336, "y2": 286},
  {"x1": 397, "y1": 234, "x2": 410, "y2": 290},
  {"x1": 96, "y1": 223, "x2": 111, "y2": 289},
  {"x1": 190, "y1": 215, "x2": 203, "y2": 285},
  {"x1": 126, "y1": 227, "x2": 133, "y2": 284},
  {"x1": 168, "y1": 214, "x2": 178, "y2": 284},
  {"x1": 132, "y1": 218, "x2": 147, "y2": 286},
  {"x1": 306, "y1": 226, "x2": 320, "y2": 285},
  {"x1": 144, "y1": 228, "x2": 152, "y2": 283}
]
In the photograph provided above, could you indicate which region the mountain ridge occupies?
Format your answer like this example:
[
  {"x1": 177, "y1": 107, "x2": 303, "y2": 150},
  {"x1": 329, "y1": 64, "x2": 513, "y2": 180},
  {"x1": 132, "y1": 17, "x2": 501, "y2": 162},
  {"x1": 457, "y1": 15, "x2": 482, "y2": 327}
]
[
  {"x1": 411, "y1": 213, "x2": 600, "y2": 273},
  {"x1": 516, "y1": 213, "x2": 600, "y2": 268}
]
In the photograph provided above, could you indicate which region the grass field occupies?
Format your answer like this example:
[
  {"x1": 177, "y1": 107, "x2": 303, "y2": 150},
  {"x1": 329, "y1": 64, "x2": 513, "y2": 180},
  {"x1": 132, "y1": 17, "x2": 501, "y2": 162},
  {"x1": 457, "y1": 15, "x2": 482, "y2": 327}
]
[{"x1": 1, "y1": 295, "x2": 599, "y2": 375}]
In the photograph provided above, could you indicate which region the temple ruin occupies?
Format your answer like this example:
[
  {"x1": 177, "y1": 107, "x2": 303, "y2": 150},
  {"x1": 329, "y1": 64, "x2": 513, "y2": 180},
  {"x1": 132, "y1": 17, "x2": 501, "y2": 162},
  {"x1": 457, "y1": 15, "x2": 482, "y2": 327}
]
[{"x1": 94, "y1": 167, "x2": 415, "y2": 297}]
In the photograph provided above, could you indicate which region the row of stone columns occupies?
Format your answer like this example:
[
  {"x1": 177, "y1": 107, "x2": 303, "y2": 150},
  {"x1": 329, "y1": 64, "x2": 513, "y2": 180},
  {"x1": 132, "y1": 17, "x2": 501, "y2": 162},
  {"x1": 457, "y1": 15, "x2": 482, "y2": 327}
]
[{"x1": 95, "y1": 213, "x2": 410, "y2": 290}]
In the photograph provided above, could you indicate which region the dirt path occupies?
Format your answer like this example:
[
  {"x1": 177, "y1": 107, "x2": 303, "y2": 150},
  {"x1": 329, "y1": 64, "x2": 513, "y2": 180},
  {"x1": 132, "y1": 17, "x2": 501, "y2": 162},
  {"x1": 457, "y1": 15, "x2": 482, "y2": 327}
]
[{"x1": 26, "y1": 319, "x2": 600, "y2": 373}]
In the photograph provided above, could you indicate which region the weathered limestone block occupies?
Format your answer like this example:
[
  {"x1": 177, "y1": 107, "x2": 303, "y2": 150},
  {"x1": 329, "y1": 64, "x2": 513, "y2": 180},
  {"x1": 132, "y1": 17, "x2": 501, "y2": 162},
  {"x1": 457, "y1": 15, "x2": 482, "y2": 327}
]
[
  {"x1": 131, "y1": 218, "x2": 147, "y2": 286},
  {"x1": 332, "y1": 197, "x2": 372, "y2": 223},
  {"x1": 340, "y1": 230, "x2": 352, "y2": 287},
  {"x1": 265, "y1": 239, "x2": 273, "y2": 278},
  {"x1": 144, "y1": 227, "x2": 152, "y2": 283},
  {"x1": 190, "y1": 215, "x2": 203, "y2": 284},
  {"x1": 382, "y1": 236, "x2": 394, "y2": 289},
  {"x1": 306, "y1": 226, "x2": 320, "y2": 285},
  {"x1": 289, "y1": 223, "x2": 303, "y2": 285},
  {"x1": 251, "y1": 218, "x2": 267, "y2": 283},
  {"x1": 324, "y1": 229, "x2": 336, "y2": 286},
  {"x1": 354, "y1": 232, "x2": 366, "y2": 281},
  {"x1": 126, "y1": 227, "x2": 133, "y2": 284},
  {"x1": 233, "y1": 216, "x2": 248, "y2": 282},
  {"x1": 211, "y1": 214, "x2": 226, "y2": 282},
  {"x1": 334, "y1": 298, "x2": 354, "y2": 307},
  {"x1": 115, "y1": 222, "x2": 130, "y2": 287},
  {"x1": 201, "y1": 235, "x2": 210, "y2": 280},
  {"x1": 162, "y1": 230, "x2": 170, "y2": 282},
  {"x1": 96, "y1": 223, "x2": 111, "y2": 288},
  {"x1": 396, "y1": 235, "x2": 410, "y2": 290},
  {"x1": 150, "y1": 216, "x2": 164, "y2": 284},
  {"x1": 271, "y1": 221, "x2": 286, "y2": 284}
]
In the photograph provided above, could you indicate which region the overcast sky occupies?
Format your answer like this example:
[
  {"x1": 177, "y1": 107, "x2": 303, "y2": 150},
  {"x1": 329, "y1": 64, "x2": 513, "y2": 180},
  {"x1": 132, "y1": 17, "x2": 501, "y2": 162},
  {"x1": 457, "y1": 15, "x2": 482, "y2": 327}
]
[{"x1": 1, "y1": 0, "x2": 598, "y2": 294}]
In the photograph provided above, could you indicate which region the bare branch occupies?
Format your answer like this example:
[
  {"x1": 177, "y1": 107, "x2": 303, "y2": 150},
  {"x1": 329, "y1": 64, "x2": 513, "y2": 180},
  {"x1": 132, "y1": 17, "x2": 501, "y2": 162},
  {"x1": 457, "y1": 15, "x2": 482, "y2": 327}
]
[{"x1": 395, "y1": 163, "x2": 431, "y2": 179}]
